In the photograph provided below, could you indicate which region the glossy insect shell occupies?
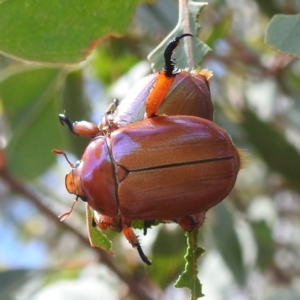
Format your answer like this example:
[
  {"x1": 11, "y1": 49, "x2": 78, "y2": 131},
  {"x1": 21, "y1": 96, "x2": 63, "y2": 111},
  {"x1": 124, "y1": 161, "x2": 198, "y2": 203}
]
[
  {"x1": 111, "y1": 70, "x2": 213, "y2": 129},
  {"x1": 66, "y1": 115, "x2": 240, "y2": 221}
]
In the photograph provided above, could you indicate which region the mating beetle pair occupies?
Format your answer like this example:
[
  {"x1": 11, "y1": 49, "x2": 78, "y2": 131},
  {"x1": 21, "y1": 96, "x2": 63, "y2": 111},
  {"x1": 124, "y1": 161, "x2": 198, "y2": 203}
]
[{"x1": 55, "y1": 34, "x2": 241, "y2": 265}]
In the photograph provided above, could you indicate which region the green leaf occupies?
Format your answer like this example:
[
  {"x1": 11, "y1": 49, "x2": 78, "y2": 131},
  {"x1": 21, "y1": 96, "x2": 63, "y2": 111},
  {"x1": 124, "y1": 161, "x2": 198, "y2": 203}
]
[
  {"x1": 0, "y1": 269, "x2": 34, "y2": 300},
  {"x1": 61, "y1": 69, "x2": 94, "y2": 157},
  {"x1": 0, "y1": 0, "x2": 155, "y2": 64},
  {"x1": 175, "y1": 230, "x2": 205, "y2": 299},
  {"x1": 251, "y1": 221, "x2": 275, "y2": 270},
  {"x1": 86, "y1": 205, "x2": 113, "y2": 256},
  {"x1": 0, "y1": 66, "x2": 64, "y2": 179},
  {"x1": 90, "y1": 39, "x2": 141, "y2": 86},
  {"x1": 266, "y1": 288, "x2": 300, "y2": 300},
  {"x1": 253, "y1": 0, "x2": 281, "y2": 18},
  {"x1": 148, "y1": 1, "x2": 211, "y2": 72},
  {"x1": 265, "y1": 14, "x2": 300, "y2": 58},
  {"x1": 150, "y1": 227, "x2": 186, "y2": 288},
  {"x1": 241, "y1": 108, "x2": 300, "y2": 193},
  {"x1": 212, "y1": 203, "x2": 246, "y2": 286}
]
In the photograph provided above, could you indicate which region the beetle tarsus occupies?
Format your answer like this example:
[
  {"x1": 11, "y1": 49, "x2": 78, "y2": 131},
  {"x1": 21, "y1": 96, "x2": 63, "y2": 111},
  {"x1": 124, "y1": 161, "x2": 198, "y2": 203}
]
[
  {"x1": 106, "y1": 98, "x2": 119, "y2": 115},
  {"x1": 59, "y1": 114, "x2": 76, "y2": 135},
  {"x1": 164, "y1": 33, "x2": 193, "y2": 76},
  {"x1": 137, "y1": 243, "x2": 152, "y2": 265},
  {"x1": 113, "y1": 98, "x2": 119, "y2": 111},
  {"x1": 122, "y1": 225, "x2": 151, "y2": 265}
]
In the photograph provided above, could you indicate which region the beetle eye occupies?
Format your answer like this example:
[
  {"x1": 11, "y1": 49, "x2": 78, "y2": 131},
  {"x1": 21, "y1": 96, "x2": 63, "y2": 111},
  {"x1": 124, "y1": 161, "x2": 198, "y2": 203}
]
[{"x1": 79, "y1": 196, "x2": 88, "y2": 202}]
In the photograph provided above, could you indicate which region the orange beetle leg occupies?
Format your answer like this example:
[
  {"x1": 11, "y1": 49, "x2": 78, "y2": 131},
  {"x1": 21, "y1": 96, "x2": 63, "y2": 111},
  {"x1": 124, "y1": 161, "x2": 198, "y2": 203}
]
[
  {"x1": 107, "y1": 215, "x2": 122, "y2": 232},
  {"x1": 122, "y1": 220, "x2": 151, "y2": 265},
  {"x1": 99, "y1": 99, "x2": 120, "y2": 135},
  {"x1": 145, "y1": 33, "x2": 193, "y2": 118},
  {"x1": 145, "y1": 72, "x2": 175, "y2": 118},
  {"x1": 93, "y1": 214, "x2": 122, "y2": 232},
  {"x1": 93, "y1": 214, "x2": 109, "y2": 230},
  {"x1": 59, "y1": 113, "x2": 100, "y2": 137},
  {"x1": 177, "y1": 212, "x2": 206, "y2": 231}
]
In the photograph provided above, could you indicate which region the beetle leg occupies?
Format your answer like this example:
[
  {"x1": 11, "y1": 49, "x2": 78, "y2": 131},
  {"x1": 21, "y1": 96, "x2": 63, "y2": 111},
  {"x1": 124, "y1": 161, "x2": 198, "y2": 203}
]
[
  {"x1": 107, "y1": 215, "x2": 122, "y2": 232},
  {"x1": 105, "y1": 98, "x2": 119, "y2": 115},
  {"x1": 59, "y1": 114, "x2": 76, "y2": 134},
  {"x1": 177, "y1": 212, "x2": 206, "y2": 231},
  {"x1": 145, "y1": 33, "x2": 193, "y2": 118},
  {"x1": 99, "y1": 99, "x2": 120, "y2": 135},
  {"x1": 122, "y1": 220, "x2": 151, "y2": 265},
  {"x1": 59, "y1": 113, "x2": 100, "y2": 137},
  {"x1": 164, "y1": 33, "x2": 193, "y2": 76},
  {"x1": 93, "y1": 214, "x2": 122, "y2": 232},
  {"x1": 143, "y1": 220, "x2": 155, "y2": 236},
  {"x1": 145, "y1": 72, "x2": 175, "y2": 118},
  {"x1": 93, "y1": 214, "x2": 108, "y2": 230}
]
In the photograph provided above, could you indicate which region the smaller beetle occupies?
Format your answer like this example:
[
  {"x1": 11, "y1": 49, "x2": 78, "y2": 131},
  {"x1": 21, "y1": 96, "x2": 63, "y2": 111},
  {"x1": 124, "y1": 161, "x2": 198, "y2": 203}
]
[
  {"x1": 59, "y1": 34, "x2": 214, "y2": 138},
  {"x1": 55, "y1": 115, "x2": 241, "y2": 265},
  {"x1": 111, "y1": 33, "x2": 213, "y2": 129}
]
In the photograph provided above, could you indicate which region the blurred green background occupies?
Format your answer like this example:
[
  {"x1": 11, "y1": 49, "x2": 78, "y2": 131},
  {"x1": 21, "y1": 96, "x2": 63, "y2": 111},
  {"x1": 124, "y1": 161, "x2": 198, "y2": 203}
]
[{"x1": 0, "y1": 0, "x2": 300, "y2": 299}]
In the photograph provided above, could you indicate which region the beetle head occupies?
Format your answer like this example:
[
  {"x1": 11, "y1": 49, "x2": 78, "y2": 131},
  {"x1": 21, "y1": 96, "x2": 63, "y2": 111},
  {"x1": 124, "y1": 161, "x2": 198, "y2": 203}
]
[{"x1": 65, "y1": 160, "x2": 86, "y2": 201}]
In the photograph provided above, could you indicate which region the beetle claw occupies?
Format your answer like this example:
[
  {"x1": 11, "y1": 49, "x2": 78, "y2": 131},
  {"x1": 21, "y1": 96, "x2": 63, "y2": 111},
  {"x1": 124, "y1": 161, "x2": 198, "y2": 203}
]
[
  {"x1": 59, "y1": 114, "x2": 76, "y2": 135},
  {"x1": 143, "y1": 220, "x2": 155, "y2": 236},
  {"x1": 164, "y1": 33, "x2": 193, "y2": 76},
  {"x1": 137, "y1": 243, "x2": 152, "y2": 265},
  {"x1": 122, "y1": 225, "x2": 151, "y2": 265}
]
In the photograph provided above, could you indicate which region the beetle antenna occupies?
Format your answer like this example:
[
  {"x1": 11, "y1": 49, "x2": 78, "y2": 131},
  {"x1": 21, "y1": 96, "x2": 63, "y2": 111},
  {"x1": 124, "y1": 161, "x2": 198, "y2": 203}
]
[
  {"x1": 52, "y1": 149, "x2": 75, "y2": 168},
  {"x1": 58, "y1": 197, "x2": 78, "y2": 221},
  {"x1": 59, "y1": 114, "x2": 77, "y2": 135},
  {"x1": 164, "y1": 33, "x2": 193, "y2": 76}
]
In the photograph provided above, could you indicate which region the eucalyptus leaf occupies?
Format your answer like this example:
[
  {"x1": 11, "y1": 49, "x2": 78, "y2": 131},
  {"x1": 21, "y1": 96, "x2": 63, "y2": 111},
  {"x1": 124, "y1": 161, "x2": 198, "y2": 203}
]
[
  {"x1": 0, "y1": 269, "x2": 34, "y2": 300},
  {"x1": 61, "y1": 69, "x2": 94, "y2": 157},
  {"x1": 212, "y1": 203, "x2": 246, "y2": 286},
  {"x1": 241, "y1": 108, "x2": 300, "y2": 193},
  {"x1": 253, "y1": 0, "x2": 281, "y2": 18},
  {"x1": 0, "y1": 0, "x2": 155, "y2": 64},
  {"x1": 86, "y1": 205, "x2": 113, "y2": 256},
  {"x1": 150, "y1": 227, "x2": 186, "y2": 288},
  {"x1": 251, "y1": 221, "x2": 275, "y2": 270},
  {"x1": 148, "y1": 1, "x2": 210, "y2": 72},
  {"x1": 0, "y1": 66, "x2": 63, "y2": 179},
  {"x1": 265, "y1": 14, "x2": 300, "y2": 57}
]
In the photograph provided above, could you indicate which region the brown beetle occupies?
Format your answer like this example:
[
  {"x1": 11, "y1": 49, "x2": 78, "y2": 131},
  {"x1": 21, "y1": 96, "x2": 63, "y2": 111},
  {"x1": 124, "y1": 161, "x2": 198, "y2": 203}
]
[{"x1": 55, "y1": 115, "x2": 241, "y2": 265}]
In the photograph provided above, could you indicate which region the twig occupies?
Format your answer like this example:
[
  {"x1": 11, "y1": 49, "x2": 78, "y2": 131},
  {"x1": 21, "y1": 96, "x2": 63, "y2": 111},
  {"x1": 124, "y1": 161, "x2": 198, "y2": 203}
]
[{"x1": 0, "y1": 168, "x2": 160, "y2": 300}]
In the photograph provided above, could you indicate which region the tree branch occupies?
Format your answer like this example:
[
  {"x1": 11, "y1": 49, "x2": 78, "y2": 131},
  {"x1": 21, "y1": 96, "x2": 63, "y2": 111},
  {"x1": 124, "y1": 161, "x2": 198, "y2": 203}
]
[{"x1": 0, "y1": 167, "x2": 163, "y2": 300}]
